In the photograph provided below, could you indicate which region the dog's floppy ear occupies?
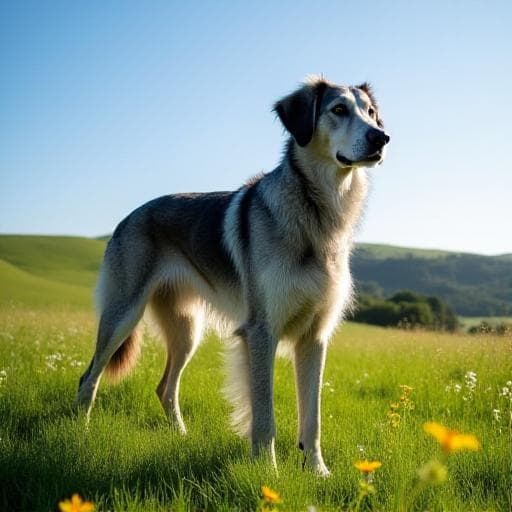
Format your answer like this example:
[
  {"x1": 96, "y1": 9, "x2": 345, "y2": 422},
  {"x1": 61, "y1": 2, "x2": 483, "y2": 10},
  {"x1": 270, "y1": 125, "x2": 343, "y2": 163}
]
[{"x1": 273, "y1": 81, "x2": 327, "y2": 147}]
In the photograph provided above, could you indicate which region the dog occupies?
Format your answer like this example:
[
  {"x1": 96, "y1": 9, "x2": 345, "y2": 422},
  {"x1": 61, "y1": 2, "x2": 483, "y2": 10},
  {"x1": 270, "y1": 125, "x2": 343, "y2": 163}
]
[{"x1": 77, "y1": 76, "x2": 389, "y2": 475}]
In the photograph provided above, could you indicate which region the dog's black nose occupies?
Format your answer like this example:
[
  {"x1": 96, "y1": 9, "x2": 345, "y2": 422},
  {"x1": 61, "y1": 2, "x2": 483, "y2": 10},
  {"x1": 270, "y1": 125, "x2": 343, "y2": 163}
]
[{"x1": 366, "y1": 128, "x2": 390, "y2": 150}]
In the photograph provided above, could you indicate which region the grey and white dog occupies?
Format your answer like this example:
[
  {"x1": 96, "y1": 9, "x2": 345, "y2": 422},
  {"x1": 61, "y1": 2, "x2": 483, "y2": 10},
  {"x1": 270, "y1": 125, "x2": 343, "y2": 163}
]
[{"x1": 77, "y1": 76, "x2": 389, "y2": 475}]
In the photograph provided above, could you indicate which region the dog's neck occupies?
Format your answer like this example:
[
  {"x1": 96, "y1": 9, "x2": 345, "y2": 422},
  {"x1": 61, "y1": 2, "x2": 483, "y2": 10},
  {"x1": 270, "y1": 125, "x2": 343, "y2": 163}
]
[
  {"x1": 283, "y1": 139, "x2": 368, "y2": 236},
  {"x1": 289, "y1": 140, "x2": 350, "y2": 193}
]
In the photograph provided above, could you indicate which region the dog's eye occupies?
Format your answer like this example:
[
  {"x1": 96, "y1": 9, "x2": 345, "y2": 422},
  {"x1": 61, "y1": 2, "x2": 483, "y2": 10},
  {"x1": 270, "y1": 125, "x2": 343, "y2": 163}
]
[
  {"x1": 331, "y1": 104, "x2": 348, "y2": 116},
  {"x1": 368, "y1": 107, "x2": 375, "y2": 118}
]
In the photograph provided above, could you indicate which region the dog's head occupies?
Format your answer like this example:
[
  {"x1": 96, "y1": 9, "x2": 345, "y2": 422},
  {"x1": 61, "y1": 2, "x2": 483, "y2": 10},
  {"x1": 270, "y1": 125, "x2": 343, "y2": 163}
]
[{"x1": 274, "y1": 77, "x2": 390, "y2": 169}]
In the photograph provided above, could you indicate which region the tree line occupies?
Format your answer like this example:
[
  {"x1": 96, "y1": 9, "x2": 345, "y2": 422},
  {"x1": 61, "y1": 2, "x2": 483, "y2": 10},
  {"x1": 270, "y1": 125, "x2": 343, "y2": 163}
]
[{"x1": 349, "y1": 290, "x2": 459, "y2": 331}]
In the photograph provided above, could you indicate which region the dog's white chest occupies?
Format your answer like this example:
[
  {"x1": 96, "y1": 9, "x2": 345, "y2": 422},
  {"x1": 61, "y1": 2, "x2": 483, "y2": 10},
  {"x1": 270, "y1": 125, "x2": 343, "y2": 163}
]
[{"x1": 258, "y1": 248, "x2": 352, "y2": 341}]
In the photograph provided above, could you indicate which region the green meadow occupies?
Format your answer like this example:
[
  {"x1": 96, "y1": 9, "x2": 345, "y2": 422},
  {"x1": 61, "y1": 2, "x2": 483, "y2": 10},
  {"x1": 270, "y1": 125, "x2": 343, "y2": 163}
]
[{"x1": 0, "y1": 236, "x2": 511, "y2": 511}]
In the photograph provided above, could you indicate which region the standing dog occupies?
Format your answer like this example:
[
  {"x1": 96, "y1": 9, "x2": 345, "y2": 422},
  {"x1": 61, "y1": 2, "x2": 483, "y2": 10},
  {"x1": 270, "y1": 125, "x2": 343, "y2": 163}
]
[{"x1": 77, "y1": 77, "x2": 389, "y2": 475}]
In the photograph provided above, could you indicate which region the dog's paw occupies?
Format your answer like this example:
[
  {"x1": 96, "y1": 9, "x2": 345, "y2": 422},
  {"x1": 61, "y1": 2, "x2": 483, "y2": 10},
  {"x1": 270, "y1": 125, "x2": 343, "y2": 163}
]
[
  {"x1": 313, "y1": 462, "x2": 331, "y2": 478},
  {"x1": 302, "y1": 451, "x2": 331, "y2": 477}
]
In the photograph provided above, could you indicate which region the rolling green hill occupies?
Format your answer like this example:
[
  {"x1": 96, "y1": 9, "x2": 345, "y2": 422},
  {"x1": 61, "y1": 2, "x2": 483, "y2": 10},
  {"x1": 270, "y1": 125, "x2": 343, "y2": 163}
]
[
  {"x1": 0, "y1": 235, "x2": 105, "y2": 287},
  {"x1": 0, "y1": 235, "x2": 511, "y2": 316},
  {"x1": 0, "y1": 235, "x2": 104, "y2": 308}
]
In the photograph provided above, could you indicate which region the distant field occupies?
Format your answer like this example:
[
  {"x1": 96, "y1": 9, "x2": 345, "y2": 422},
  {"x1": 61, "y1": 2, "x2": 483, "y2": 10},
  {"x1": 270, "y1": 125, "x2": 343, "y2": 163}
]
[
  {"x1": 355, "y1": 243, "x2": 456, "y2": 260},
  {"x1": 459, "y1": 316, "x2": 512, "y2": 329},
  {"x1": 0, "y1": 306, "x2": 510, "y2": 511}
]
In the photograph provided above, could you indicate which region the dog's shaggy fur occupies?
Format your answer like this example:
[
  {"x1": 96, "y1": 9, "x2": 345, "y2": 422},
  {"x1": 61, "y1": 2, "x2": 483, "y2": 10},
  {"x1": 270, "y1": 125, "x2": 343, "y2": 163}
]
[{"x1": 77, "y1": 76, "x2": 389, "y2": 474}]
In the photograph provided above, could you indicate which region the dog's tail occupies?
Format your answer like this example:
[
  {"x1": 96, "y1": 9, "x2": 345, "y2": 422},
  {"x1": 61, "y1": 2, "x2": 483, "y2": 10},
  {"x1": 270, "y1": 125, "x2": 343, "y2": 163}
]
[
  {"x1": 222, "y1": 336, "x2": 252, "y2": 437},
  {"x1": 104, "y1": 328, "x2": 142, "y2": 382}
]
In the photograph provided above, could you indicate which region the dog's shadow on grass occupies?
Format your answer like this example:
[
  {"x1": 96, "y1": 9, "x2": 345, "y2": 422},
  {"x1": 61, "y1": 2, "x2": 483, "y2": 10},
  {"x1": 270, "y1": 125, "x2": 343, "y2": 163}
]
[{"x1": 3, "y1": 433, "x2": 248, "y2": 510}]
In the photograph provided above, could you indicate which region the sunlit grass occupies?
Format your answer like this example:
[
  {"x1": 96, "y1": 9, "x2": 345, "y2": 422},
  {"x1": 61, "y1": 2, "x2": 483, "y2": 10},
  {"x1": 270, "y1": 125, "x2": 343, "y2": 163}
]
[{"x1": 0, "y1": 306, "x2": 510, "y2": 511}]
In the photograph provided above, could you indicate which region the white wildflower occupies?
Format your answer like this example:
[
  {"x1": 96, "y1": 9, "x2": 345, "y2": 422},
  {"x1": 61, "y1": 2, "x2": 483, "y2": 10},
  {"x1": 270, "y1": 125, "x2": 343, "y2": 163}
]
[
  {"x1": 454, "y1": 384, "x2": 462, "y2": 393},
  {"x1": 492, "y1": 409, "x2": 501, "y2": 422},
  {"x1": 45, "y1": 352, "x2": 64, "y2": 370},
  {"x1": 465, "y1": 370, "x2": 477, "y2": 390},
  {"x1": 463, "y1": 371, "x2": 477, "y2": 401}
]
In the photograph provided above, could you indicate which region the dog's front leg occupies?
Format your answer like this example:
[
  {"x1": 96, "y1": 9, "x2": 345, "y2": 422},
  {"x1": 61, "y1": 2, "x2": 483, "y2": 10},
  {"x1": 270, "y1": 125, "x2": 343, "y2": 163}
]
[
  {"x1": 244, "y1": 321, "x2": 278, "y2": 468},
  {"x1": 294, "y1": 338, "x2": 330, "y2": 476}
]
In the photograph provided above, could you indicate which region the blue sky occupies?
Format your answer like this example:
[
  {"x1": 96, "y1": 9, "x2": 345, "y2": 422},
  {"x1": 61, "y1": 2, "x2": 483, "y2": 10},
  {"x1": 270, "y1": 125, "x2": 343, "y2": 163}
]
[{"x1": 1, "y1": 1, "x2": 511, "y2": 255}]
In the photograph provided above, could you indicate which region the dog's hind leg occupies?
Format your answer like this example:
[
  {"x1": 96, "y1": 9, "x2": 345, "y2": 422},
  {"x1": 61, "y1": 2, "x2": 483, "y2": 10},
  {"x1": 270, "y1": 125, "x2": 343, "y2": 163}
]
[
  {"x1": 77, "y1": 294, "x2": 147, "y2": 418},
  {"x1": 294, "y1": 337, "x2": 330, "y2": 476},
  {"x1": 151, "y1": 289, "x2": 204, "y2": 434}
]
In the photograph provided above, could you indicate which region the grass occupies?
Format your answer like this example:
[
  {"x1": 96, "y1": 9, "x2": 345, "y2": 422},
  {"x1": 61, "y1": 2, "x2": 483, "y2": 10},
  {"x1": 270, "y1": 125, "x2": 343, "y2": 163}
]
[
  {"x1": 1, "y1": 306, "x2": 510, "y2": 511},
  {"x1": 0, "y1": 259, "x2": 93, "y2": 309},
  {"x1": 0, "y1": 234, "x2": 510, "y2": 510},
  {"x1": 0, "y1": 235, "x2": 104, "y2": 309},
  {"x1": 0, "y1": 235, "x2": 105, "y2": 287}
]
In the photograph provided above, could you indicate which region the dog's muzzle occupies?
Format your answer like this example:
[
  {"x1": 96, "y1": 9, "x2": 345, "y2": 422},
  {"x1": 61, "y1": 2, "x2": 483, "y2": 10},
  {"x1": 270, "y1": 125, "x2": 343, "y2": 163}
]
[{"x1": 337, "y1": 129, "x2": 390, "y2": 166}]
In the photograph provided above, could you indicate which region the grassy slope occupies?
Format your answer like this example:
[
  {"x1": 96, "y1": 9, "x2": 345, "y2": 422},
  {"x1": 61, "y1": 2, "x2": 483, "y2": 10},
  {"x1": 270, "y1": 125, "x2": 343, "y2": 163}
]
[
  {"x1": 0, "y1": 259, "x2": 93, "y2": 309},
  {"x1": 0, "y1": 308, "x2": 510, "y2": 511},
  {"x1": 0, "y1": 235, "x2": 105, "y2": 309},
  {"x1": 0, "y1": 235, "x2": 105, "y2": 287}
]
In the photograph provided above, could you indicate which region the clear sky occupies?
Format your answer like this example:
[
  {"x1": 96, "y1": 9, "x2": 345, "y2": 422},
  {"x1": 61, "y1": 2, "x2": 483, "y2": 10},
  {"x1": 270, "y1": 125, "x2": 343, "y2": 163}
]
[{"x1": 1, "y1": 1, "x2": 511, "y2": 255}]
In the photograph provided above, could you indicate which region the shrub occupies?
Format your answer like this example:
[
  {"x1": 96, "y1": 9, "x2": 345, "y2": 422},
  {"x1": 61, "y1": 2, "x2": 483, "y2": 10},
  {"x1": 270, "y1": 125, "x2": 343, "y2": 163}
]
[{"x1": 351, "y1": 290, "x2": 458, "y2": 331}]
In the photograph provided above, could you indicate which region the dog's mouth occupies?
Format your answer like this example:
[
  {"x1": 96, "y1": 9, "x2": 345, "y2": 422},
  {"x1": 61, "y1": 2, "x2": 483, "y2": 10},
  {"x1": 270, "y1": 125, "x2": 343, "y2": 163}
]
[{"x1": 336, "y1": 151, "x2": 382, "y2": 166}]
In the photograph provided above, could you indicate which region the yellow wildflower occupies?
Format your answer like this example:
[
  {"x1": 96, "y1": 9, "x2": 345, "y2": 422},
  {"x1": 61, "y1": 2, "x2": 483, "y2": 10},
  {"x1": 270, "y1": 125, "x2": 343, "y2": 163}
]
[
  {"x1": 354, "y1": 460, "x2": 382, "y2": 474},
  {"x1": 423, "y1": 422, "x2": 481, "y2": 453},
  {"x1": 58, "y1": 494, "x2": 94, "y2": 512},
  {"x1": 261, "y1": 486, "x2": 282, "y2": 504}
]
